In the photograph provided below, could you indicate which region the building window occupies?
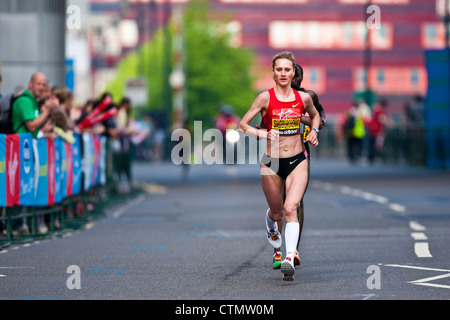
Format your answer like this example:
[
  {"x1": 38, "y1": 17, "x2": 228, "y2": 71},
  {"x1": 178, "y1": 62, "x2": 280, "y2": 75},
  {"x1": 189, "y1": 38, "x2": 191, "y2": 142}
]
[
  {"x1": 339, "y1": 0, "x2": 409, "y2": 4},
  {"x1": 436, "y1": 0, "x2": 450, "y2": 18},
  {"x1": 353, "y1": 67, "x2": 427, "y2": 94},
  {"x1": 226, "y1": 20, "x2": 242, "y2": 48},
  {"x1": 376, "y1": 68, "x2": 385, "y2": 90},
  {"x1": 220, "y1": 0, "x2": 309, "y2": 3},
  {"x1": 369, "y1": 23, "x2": 393, "y2": 49},
  {"x1": 422, "y1": 22, "x2": 447, "y2": 48},
  {"x1": 269, "y1": 21, "x2": 392, "y2": 50}
]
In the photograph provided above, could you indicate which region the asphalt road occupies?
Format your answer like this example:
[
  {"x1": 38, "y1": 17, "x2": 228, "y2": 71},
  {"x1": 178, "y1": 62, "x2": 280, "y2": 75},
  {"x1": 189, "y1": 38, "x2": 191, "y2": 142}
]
[{"x1": 1, "y1": 158, "x2": 450, "y2": 305}]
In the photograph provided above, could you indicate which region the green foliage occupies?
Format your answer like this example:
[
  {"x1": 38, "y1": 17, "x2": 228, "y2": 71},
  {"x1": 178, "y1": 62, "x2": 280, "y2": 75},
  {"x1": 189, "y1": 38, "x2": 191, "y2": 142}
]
[
  {"x1": 184, "y1": 0, "x2": 256, "y2": 128},
  {"x1": 105, "y1": 29, "x2": 168, "y2": 111},
  {"x1": 105, "y1": 0, "x2": 257, "y2": 129}
]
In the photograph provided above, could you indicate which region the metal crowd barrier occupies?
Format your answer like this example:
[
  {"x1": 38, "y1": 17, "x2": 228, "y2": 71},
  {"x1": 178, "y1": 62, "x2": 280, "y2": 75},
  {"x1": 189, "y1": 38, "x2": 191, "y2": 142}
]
[
  {"x1": 308, "y1": 122, "x2": 428, "y2": 167},
  {"x1": 0, "y1": 133, "x2": 139, "y2": 249}
]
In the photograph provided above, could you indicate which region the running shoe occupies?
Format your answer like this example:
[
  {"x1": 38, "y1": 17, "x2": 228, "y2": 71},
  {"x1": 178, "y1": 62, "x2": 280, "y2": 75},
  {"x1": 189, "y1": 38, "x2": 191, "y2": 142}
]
[
  {"x1": 265, "y1": 212, "x2": 282, "y2": 248},
  {"x1": 294, "y1": 251, "x2": 301, "y2": 267},
  {"x1": 281, "y1": 257, "x2": 295, "y2": 281},
  {"x1": 273, "y1": 251, "x2": 282, "y2": 269}
]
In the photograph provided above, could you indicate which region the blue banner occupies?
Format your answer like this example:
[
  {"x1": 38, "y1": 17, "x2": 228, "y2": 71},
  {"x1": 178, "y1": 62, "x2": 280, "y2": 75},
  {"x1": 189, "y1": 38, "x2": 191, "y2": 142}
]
[
  {"x1": 82, "y1": 133, "x2": 94, "y2": 191},
  {"x1": 54, "y1": 137, "x2": 62, "y2": 204},
  {"x1": 425, "y1": 49, "x2": 450, "y2": 169},
  {"x1": 1, "y1": 133, "x2": 104, "y2": 207},
  {"x1": 19, "y1": 133, "x2": 34, "y2": 206},
  {"x1": 0, "y1": 135, "x2": 6, "y2": 207},
  {"x1": 33, "y1": 137, "x2": 56, "y2": 207},
  {"x1": 0, "y1": 134, "x2": 33, "y2": 207},
  {"x1": 72, "y1": 134, "x2": 82, "y2": 195}
]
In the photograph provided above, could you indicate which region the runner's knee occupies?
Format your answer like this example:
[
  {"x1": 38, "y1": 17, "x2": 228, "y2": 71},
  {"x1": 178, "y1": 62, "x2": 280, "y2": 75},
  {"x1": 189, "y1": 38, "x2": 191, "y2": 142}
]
[
  {"x1": 284, "y1": 203, "x2": 298, "y2": 220},
  {"x1": 270, "y1": 209, "x2": 284, "y2": 222}
]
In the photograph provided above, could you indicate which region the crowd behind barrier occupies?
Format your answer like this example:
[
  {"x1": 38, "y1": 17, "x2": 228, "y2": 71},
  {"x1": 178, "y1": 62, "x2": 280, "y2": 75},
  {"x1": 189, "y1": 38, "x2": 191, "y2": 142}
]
[{"x1": 0, "y1": 72, "x2": 152, "y2": 246}]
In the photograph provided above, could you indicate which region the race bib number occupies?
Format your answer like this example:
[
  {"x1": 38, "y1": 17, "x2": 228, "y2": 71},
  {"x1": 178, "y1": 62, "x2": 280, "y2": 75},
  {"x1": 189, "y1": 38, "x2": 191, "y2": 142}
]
[
  {"x1": 272, "y1": 118, "x2": 300, "y2": 131},
  {"x1": 303, "y1": 126, "x2": 310, "y2": 140}
]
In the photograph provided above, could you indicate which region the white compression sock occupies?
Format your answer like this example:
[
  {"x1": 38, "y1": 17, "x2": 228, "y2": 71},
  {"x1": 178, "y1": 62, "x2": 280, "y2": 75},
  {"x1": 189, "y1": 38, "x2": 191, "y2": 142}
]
[
  {"x1": 266, "y1": 209, "x2": 277, "y2": 231},
  {"x1": 285, "y1": 222, "x2": 299, "y2": 260}
]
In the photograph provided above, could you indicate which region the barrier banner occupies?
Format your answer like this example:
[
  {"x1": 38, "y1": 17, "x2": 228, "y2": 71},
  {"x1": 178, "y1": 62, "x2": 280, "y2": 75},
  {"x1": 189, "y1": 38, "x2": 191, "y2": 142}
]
[
  {"x1": 0, "y1": 134, "x2": 20, "y2": 207},
  {"x1": 72, "y1": 134, "x2": 82, "y2": 195},
  {"x1": 92, "y1": 134, "x2": 101, "y2": 186},
  {"x1": 1, "y1": 133, "x2": 106, "y2": 207},
  {"x1": 99, "y1": 136, "x2": 106, "y2": 185},
  {"x1": 19, "y1": 133, "x2": 34, "y2": 206},
  {"x1": 60, "y1": 140, "x2": 72, "y2": 198},
  {"x1": 33, "y1": 137, "x2": 56, "y2": 206},
  {"x1": 0, "y1": 135, "x2": 5, "y2": 206},
  {"x1": 82, "y1": 133, "x2": 93, "y2": 191},
  {"x1": 54, "y1": 137, "x2": 62, "y2": 204}
]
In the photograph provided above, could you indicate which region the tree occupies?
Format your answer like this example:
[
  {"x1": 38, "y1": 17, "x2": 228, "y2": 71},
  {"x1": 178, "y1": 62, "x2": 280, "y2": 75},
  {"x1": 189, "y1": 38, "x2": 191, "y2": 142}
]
[
  {"x1": 183, "y1": 0, "x2": 256, "y2": 128},
  {"x1": 105, "y1": 0, "x2": 257, "y2": 129}
]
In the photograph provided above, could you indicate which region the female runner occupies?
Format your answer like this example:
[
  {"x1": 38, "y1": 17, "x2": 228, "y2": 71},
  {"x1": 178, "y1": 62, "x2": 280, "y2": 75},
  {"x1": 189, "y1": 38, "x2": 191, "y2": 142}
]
[{"x1": 239, "y1": 51, "x2": 321, "y2": 281}]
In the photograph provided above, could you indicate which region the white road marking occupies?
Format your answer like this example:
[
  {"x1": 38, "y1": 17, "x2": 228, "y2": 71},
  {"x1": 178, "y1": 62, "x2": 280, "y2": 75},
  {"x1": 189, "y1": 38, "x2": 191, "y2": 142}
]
[
  {"x1": 388, "y1": 203, "x2": 406, "y2": 213},
  {"x1": 411, "y1": 232, "x2": 428, "y2": 241},
  {"x1": 112, "y1": 194, "x2": 147, "y2": 218},
  {"x1": 311, "y1": 180, "x2": 434, "y2": 259},
  {"x1": 414, "y1": 242, "x2": 433, "y2": 258},
  {"x1": 383, "y1": 264, "x2": 450, "y2": 290},
  {"x1": 383, "y1": 264, "x2": 450, "y2": 272},
  {"x1": 409, "y1": 273, "x2": 450, "y2": 284},
  {"x1": 409, "y1": 221, "x2": 426, "y2": 231}
]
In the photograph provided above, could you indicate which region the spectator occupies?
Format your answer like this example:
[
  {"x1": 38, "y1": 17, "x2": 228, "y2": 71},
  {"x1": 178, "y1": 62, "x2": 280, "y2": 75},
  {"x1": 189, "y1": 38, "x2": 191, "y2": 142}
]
[
  {"x1": 51, "y1": 108, "x2": 75, "y2": 144},
  {"x1": 152, "y1": 121, "x2": 166, "y2": 163},
  {"x1": 96, "y1": 92, "x2": 118, "y2": 138},
  {"x1": 114, "y1": 97, "x2": 138, "y2": 193},
  {"x1": 129, "y1": 115, "x2": 151, "y2": 160},
  {"x1": 12, "y1": 72, "x2": 58, "y2": 138},
  {"x1": 41, "y1": 80, "x2": 53, "y2": 101},
  {"x1": 53, "y1": 87, "x2": 75, "y2": 131},
  {"x1": 367, "y1": 99, "x2": 396, "y2": 164},
  {"x1": 76, "y1": 98, "x2": 95, "y2": 125},
  {"x1": 75, "y1": 98, "x2": 106, "y2": 135},
  {"x1": 343, "y1": 100, "x2": 368, "y2": 165},
  {"x1": 10, "y1": 73, "x2": 57, "y2": 236},
  {"x1": 215, "y1": 105, "x2": 240, "y2": 163},
  {"x1": 215, "y1": 104, "x2": 240, "y2": 136}
]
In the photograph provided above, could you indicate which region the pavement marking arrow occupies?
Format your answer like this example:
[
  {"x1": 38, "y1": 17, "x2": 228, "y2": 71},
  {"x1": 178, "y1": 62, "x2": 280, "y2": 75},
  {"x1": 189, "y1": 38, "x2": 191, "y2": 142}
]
[{"x1": 383, "y1": 264, "x2": 450, "y2": 290}]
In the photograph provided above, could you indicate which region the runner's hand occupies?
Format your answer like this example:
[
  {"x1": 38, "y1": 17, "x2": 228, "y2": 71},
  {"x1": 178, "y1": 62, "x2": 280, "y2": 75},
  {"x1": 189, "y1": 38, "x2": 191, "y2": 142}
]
[
  {"x1": 306, "y1": 130, "x2": 318, "y2": 147},
  {"x1": 267, "y1": 129, "x2": 279, "y2": 141}
]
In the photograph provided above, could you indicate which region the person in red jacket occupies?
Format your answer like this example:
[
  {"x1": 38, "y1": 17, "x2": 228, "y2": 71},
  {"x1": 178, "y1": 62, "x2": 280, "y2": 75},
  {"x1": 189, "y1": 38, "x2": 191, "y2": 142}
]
[{"x1": 367, "y1": 99, "x2": 395, "y2": 164}]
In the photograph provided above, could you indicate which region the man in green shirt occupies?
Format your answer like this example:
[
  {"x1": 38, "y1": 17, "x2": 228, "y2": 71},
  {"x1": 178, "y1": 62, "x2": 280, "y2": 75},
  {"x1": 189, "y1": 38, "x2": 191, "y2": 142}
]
[{"x1": 12, "y1": 72, "x2": 57, "y2": 138}]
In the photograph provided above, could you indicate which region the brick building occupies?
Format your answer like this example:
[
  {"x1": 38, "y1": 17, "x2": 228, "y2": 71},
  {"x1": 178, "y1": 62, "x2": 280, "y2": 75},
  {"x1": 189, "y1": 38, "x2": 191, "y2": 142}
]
[{"x1": 89, "y1": 0, "x2": 447, "y2": 115}]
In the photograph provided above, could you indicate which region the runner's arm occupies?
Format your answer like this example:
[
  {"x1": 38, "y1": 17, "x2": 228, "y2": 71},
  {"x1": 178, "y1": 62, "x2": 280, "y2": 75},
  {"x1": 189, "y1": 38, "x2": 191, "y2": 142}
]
[
  {"x1": 301, "y1": 92, "x2": 320, "y2": 147},
  {"x1": 306, "y1": 89, "x2": 326, "y2": 128},
  {"x1": 239, "y1": 91, "x2": 271, "y2": 140}
]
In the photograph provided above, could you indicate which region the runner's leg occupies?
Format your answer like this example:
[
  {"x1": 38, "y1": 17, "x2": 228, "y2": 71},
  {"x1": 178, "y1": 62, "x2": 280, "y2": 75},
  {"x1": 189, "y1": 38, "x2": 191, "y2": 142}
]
[{"x1": 281, "y1": 160, "x2": 309, "y2": 280}]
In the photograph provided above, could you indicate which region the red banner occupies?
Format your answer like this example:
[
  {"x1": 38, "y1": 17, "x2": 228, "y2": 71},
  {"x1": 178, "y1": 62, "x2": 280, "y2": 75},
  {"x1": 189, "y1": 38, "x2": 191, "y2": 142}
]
[{"x1": 5, "y1": 134, "x2": 20, "y2": 207}]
